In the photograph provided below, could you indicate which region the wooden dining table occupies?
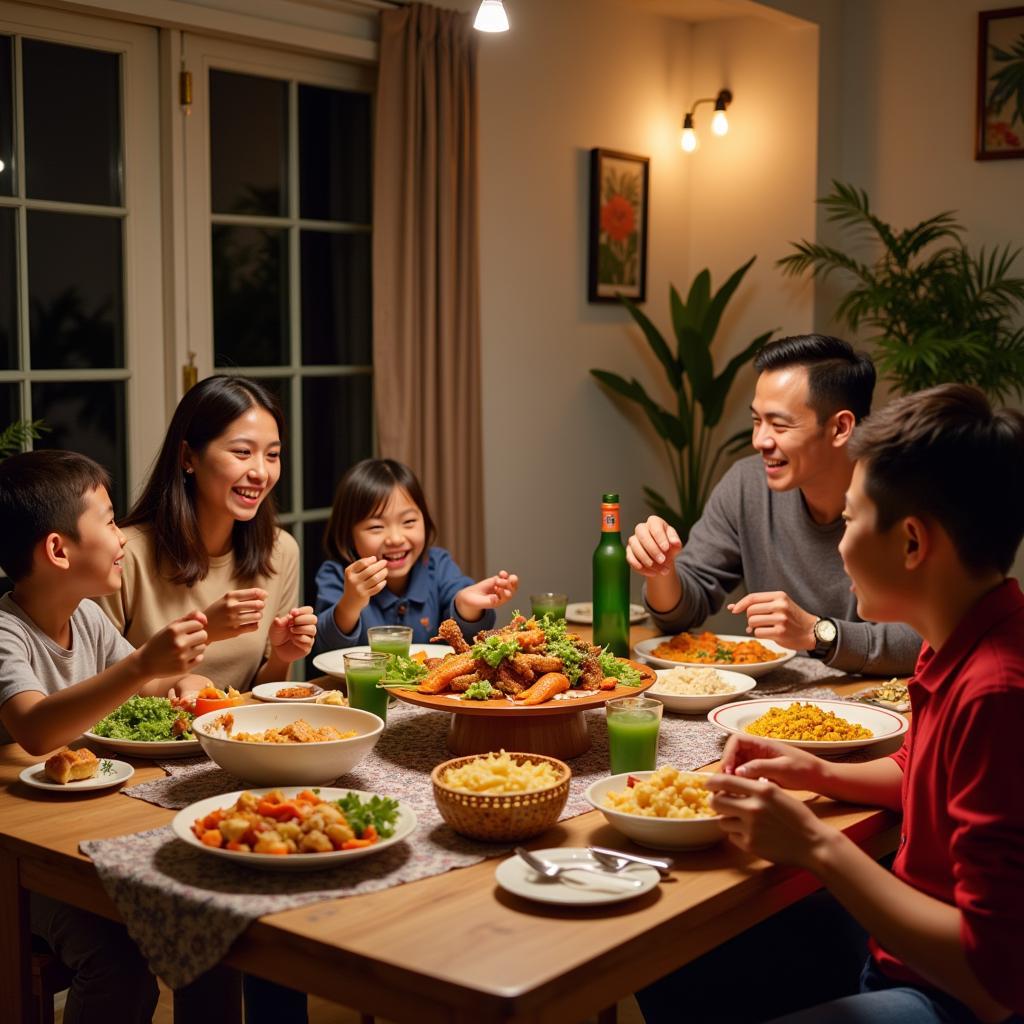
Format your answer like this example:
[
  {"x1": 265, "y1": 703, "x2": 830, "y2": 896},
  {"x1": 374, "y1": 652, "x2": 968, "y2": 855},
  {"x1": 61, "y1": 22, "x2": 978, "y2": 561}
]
[{"x1": 0, "y1": 625, "x2": 902, "y2": 1024}]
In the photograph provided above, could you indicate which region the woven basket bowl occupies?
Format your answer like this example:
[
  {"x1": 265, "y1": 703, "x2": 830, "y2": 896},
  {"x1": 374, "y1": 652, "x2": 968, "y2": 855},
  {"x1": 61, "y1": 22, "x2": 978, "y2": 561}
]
[{"x1": 431, "y1": 752, "x2": 572, "y2": 842}]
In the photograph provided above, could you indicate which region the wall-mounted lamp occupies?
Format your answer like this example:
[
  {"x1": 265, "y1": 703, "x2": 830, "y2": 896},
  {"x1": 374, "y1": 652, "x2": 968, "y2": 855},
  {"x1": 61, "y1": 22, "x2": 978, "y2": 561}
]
[
  {"x1": 680, "y1": 89, "x2": 733, "y2": 152},
  {"x1": 474, "y1": 0, "x2": 509, "y2": 32}
]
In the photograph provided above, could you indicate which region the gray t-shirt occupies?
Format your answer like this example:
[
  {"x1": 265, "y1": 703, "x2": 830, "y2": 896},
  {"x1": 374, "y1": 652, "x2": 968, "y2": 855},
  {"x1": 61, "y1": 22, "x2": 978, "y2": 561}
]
[
  {"x1": 0, "y1": 593, "x2": 135, "y2": 744},
  {"x1": 643, "y1": 455, "x2": 922, "y2": 676}
]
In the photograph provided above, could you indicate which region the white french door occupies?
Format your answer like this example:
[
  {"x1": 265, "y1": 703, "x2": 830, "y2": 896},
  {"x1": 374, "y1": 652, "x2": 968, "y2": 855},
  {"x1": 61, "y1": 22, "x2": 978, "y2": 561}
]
[{"x1": 0, "y1": 2, "x2": 164, "y2": 513}]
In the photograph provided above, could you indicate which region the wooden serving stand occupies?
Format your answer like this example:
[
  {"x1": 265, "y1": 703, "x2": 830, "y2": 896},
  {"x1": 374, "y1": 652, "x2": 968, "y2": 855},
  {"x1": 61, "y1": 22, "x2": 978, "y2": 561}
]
[{"x1": 391, "y1": 661, "x2": 655, "y2": 759}]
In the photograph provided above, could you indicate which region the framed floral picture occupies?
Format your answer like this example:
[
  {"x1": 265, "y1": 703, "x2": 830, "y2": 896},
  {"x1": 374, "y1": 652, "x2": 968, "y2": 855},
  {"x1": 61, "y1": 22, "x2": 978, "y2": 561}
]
[
  {"x1": 588, "y1": 148, "x2": 649, "y2": 303},
  {"x1": 976, "y1": 6, "x2": 1024, "y2": 159}
]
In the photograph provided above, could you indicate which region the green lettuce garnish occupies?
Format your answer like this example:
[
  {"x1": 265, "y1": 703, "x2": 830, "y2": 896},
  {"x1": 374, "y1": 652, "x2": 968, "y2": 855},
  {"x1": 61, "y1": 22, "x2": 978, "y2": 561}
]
[
  {"x1": 334, "y1": 793, "x2": 400, "y2": 839},
  {"x1": 92, "y1": 696, "x2": 194, "y2": 742},
  {"x1": 597, "y1": 649, "x2": 643, "y2": 686},
  {"x1": 461, "y1": 679, "x2": 497, "y2": 701},
  {"x1": 470, "y1": 634, "x2": 520, "y2": 667},
  {"x1": 382, "y1": 653, "x2": 428, "y2": 683}
]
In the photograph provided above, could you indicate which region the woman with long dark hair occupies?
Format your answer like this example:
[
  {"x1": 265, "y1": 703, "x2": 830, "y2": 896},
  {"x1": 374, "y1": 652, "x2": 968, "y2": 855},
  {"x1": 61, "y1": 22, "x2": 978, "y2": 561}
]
[{"x1": 98, "y1": 375, "x2": 315, "y2": 689}]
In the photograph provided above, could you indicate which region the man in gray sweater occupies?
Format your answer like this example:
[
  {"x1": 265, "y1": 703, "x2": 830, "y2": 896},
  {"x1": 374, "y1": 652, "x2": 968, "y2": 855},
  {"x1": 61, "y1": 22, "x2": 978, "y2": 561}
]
[{"x1": 627, "y1": 334, "x2": 920, "y2": 676}]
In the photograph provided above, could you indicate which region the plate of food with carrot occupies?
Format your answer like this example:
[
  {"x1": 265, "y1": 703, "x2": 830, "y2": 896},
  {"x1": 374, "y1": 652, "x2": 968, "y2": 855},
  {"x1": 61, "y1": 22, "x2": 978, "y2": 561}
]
[
  {"x1": 172, "y1": 786, "x2": 417, "y2": 871},
  {"x1": 387, "y1": 615, "x2": 654, "y2": 717}
]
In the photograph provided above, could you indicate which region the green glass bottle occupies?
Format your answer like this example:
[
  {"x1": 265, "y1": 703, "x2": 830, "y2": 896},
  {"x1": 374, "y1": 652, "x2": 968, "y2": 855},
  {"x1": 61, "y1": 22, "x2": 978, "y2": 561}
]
[{"x1": 593, "y1": 492, "x2": 629, "y2": 657}]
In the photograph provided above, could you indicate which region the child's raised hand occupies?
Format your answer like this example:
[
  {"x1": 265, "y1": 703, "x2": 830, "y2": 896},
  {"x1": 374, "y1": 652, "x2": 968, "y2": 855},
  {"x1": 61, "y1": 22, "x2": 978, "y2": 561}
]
[
  {"x1": 343, "y1": 555, "x2": 389, "y2": 609},
  {"x1": 268, "y1": 606, "x2": 317, "y2": 663},
  {"x1": 454, "y1": 571, "x2": 520, "y2": 619},
  {"x1": 202, "y1": 588, "x2": 268, "y2": 642},
  {"x1": 138, "y1": 611, "x2": 208, "y2": 678}
]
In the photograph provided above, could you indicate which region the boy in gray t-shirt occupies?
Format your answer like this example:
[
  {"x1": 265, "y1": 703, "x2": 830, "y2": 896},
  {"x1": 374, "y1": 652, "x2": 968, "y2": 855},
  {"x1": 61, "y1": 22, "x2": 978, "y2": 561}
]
[{"x1": 0, "y1": 450, "x2": 210, "y2": 1023}]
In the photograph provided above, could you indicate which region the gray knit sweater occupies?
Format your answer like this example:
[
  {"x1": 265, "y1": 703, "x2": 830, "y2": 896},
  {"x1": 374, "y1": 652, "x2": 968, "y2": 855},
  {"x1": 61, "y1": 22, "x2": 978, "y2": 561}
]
[{"x1": 643, "y1": 455, "x2": 922, "y2": 676}]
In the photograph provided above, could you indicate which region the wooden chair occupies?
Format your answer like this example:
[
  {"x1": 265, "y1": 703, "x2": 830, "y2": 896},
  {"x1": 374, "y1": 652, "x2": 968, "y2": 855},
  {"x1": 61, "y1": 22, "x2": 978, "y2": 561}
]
[{"x1": 29, "y1": 937, "x2": 72, "y2": 1024}]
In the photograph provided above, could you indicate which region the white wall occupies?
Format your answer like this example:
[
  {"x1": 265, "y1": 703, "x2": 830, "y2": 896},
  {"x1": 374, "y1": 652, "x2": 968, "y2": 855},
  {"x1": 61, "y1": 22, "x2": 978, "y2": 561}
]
[{"x1": 470, "y1": 0, "x2": 695, "y2": 604}]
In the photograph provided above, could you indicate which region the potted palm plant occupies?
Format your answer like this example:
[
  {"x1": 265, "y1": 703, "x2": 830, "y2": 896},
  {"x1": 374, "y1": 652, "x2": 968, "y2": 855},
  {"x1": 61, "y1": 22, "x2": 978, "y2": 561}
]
[
  {"x1": 590, "y1": 256, "x2": 774, "y2": 540},
  {"x1": 778, "y1": 181, "x2": 1024, "y2": 398},
  {"x1": 0, "y1": 419, "x2": 45, "y2": 459}
]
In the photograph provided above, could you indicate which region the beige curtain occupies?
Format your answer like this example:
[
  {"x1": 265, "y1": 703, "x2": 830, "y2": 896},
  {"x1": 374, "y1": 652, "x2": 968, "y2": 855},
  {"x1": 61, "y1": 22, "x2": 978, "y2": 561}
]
[{"x1": 373, "y1": 3, "x2": 484, "y2": 579}]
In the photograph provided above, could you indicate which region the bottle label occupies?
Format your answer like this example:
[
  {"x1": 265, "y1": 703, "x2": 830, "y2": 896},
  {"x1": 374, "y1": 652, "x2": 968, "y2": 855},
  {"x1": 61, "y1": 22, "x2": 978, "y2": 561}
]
[{"x1": 601, "y1": 503, "x2": 620, "y2": 532}]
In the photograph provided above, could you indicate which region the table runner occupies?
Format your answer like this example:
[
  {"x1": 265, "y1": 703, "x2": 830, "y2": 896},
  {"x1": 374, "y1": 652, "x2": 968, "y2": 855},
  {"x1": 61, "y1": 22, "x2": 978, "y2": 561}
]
[{"x1": 83, "y1": 658, "x2": 846, "y2": 988}]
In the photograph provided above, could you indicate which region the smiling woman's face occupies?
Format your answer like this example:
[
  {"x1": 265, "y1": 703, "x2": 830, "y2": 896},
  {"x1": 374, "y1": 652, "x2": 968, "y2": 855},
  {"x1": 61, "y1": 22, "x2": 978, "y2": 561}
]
[{"x1": 185, "y1": 405, "x2": 281, "y2": 528}]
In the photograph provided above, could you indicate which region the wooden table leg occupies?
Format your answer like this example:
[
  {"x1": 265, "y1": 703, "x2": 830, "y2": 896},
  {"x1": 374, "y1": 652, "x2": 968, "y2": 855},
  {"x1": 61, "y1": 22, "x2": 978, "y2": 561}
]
[
  {"x1": 0, "y1": 847, "x2": 32, "y2": 1024},
  {"x1": 173, "y1": 964, "x2": 242, "y2": 1024},
  {"x1": 597, "y1": 1007, "x2": 617, "y2": 1024}
]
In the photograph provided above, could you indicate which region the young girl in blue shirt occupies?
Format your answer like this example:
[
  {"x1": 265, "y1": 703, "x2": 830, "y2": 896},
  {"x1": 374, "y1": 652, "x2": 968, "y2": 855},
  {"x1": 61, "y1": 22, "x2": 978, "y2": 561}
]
[{"x1": 314, "y1": 459, "x2": 518, "y2": 653}]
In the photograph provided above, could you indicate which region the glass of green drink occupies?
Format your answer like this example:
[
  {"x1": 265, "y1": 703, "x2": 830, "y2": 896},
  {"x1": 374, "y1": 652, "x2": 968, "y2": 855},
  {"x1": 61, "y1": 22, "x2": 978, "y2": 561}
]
[
  {"x1": 530, "y1": 592, "x2": 568, "y2": 620},
  {"x1": 343, "y1": 651, "x2": 390, "y2": 724},
  {"x1": 367, "y1": 625, "x2": 413, "y2": 658},
  {"x1": 606, "y1": 696, "x2": 663, "y2": 774}
]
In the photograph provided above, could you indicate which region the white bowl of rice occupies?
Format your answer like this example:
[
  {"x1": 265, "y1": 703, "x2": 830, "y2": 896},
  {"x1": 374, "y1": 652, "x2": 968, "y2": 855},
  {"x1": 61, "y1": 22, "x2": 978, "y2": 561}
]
[{"x1": 646, "y1": 666, "x2": 756, "y2": 714}]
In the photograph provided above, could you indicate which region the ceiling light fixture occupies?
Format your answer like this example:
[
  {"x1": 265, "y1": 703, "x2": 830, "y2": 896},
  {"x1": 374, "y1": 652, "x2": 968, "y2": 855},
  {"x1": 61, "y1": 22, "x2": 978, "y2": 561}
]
[
  {"x1": 680, "y1": 89, "x2": 732, "y2": 152},
  {"x1": 473, "y1": 0, "x2": 509, "y2": 32}
]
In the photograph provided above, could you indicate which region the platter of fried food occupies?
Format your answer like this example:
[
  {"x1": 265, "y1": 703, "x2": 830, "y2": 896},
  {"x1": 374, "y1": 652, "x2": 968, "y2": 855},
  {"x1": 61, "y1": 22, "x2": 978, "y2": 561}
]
[
  {"x1": 709, "y1": 698, "x2": 908, "y2": 753},
  {"x1": 172, "y1": 786, "x2": 416, "y2": 871},
  {"x1": 633, "y1": 632, "x2": 796, "y2": 678},
  {"x1": 390, "y1": 616, "x2": 654, "y2": 716}
]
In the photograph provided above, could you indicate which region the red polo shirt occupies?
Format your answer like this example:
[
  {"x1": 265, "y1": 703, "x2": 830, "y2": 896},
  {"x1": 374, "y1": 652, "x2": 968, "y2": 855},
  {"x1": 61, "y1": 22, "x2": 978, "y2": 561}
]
[{"x1": 869, "y1": 579, "x2": 1024, "y2": 1012}]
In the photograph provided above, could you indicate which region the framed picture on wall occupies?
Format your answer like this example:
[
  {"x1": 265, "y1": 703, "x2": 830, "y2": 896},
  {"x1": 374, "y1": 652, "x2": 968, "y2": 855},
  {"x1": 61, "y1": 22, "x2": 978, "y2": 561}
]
[
  {"x1": 976, "y1": 6, "x2": 1024, "y2": 159},
  {"x1": 588, "y1": 148, "x2": 649, "y2": 303}
]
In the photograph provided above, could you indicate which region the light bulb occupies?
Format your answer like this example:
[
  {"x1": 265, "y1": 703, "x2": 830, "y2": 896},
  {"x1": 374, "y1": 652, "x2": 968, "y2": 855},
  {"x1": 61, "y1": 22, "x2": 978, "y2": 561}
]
[
  {"x1": 681, "y1": 127, "x2": 698, "y2": 152},
  {"x1": 473, "y1": 0, "x2": 509, "y2": 32},
  {"x1": 711, "y1": 109, "x2": 729, "y2": 136},
  {"x1": 0, "y1": 158, "x2": 5, "y2": 172}
]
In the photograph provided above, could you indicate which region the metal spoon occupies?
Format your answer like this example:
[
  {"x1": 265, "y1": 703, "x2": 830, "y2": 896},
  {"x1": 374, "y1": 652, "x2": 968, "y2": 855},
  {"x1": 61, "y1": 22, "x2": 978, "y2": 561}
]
[
  {"x1": 588, "y1": 846, "x2": 673, "y2": 875},
  {"x1": 513, "y1": 848, "x2": 644, "y2": 890}
]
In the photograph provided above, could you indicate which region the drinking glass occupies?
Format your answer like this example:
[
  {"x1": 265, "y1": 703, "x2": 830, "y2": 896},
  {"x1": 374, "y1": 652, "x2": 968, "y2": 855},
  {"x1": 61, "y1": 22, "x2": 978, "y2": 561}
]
[
  {"x1": 530, "y1": 592, "x2": 568, "y2": 620},
  {"x1": 343, "y1": 651, "x2": 390, "y2": 723},
  {"x1": 606, "y1": 696, "x2": 663, "y2": 774},
  {"x1": 367, "y1": 625, "x2": 413, "y2": 658}
]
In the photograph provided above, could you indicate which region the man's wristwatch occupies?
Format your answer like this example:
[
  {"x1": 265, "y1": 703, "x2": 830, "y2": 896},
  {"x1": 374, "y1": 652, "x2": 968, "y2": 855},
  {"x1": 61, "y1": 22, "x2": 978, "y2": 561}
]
[{"x1": 809, "y1": 616, "x2": 838, "y2": 660}]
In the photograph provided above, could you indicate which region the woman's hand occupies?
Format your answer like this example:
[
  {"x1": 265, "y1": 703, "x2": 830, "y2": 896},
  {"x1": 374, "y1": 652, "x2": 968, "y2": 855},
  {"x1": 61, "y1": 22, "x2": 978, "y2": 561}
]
[
  {"x1": 268, "y1": 606, "x2": 317, "y2": 663},
  {"x1": 454, "y1": 570, "x2": 519, "y2": 620},
  {"x1": 705, "y1": 773, "x2": 834, "y2": 868},
  {"x1": 202, "y1": 588, "x2": 268, "y2": 643}
]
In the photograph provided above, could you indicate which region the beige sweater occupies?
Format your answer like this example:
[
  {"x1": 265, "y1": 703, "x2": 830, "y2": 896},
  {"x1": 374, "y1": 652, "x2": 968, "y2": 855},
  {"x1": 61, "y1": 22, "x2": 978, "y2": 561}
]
[{"x1": 96, "y1": 525, "x2": 300, "y2": 691}]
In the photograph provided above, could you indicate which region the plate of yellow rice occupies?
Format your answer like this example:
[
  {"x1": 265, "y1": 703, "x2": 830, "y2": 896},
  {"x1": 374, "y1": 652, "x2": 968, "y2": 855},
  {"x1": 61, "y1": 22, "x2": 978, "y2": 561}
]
[{"x1": 708, "y1": 698, "x2": 908, "y2": 753}]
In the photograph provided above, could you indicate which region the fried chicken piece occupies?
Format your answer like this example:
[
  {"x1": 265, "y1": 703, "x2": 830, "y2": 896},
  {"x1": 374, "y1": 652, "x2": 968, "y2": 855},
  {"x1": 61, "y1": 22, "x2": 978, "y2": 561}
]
[
  {"x1": 509, "y1": 653, "x2": 536, "y2": 685},
  {"x1": 494, "y1": 662, "x2": 527, "y2": 696},
  {"x1": 424, "y1": 658, "x2": 443, "y2": 670},
  {"x1": 515, "y1": 629, "x2": 546, "y2": 651},
  {"x1": 476, "y1": 662, "x2": 497, "y2": 682},
  {"x1": 578, "y1": 656, "x2": 605, "y2": 691},
  {"x1": 418, "y1": 652, "x2": 477, "y2": 693},
  {"x1": 432, "y1": 618, "x2": 471, "y2": 655},
  {"x1": 521, "y1": 653, "x2": 563, "y2": 674},
  {"x1": 449, "y1": 672, "x2": 480, "y2": 693}
]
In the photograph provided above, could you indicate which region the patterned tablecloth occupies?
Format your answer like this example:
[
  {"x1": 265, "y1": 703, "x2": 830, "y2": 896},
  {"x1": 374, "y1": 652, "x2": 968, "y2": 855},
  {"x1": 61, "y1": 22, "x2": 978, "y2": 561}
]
[{"x1": 82, "y1": 658, "x2": 849, "y2": 988}]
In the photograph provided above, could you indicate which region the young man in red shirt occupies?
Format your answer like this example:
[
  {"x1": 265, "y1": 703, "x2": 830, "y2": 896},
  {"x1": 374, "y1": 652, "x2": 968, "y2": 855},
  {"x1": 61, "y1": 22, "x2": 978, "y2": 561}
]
[{"x1": 706, "y1": 384, "x2": 1024, "y2": 1022}]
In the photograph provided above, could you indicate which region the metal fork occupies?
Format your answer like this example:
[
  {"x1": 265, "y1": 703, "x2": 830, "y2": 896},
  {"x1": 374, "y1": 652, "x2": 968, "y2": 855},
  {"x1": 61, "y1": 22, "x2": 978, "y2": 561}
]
[
  {"x1": 513, "y1": 848, "x2": 644, "y2": 890},
  {"x1": 588, "y1": 846, "x2": 673, "y2": 875}
]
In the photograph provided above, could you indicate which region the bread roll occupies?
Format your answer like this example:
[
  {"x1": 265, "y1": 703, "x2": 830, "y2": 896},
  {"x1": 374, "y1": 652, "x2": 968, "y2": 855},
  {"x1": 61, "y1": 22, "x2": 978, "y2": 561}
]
[{"x1": 44, "y1": 746, "x2": 99, "y2": 784}]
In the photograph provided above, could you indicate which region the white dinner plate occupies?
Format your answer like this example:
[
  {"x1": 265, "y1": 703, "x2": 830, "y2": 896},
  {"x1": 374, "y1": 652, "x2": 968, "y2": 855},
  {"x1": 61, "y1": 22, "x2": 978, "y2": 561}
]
[
  {"x1": 251, "y1": 682, "x2": 325, "y2": 703},
  {"x1": 495, "y1": 847, "x2": 660, "y2": 905},
  {"x1": 633, "y1": 634, "x2": 797, "y2": 678},
  {"x1": 647, "y1": 667, "x2": 757, "y2": 714},
  {"x1": 708, "y1": 697, "x2": 909, "y2": 753},
  {"x1": 19, "y1": 758, "x2": 134, "y2": 792},
  {"x1": 172, "y1": 786, "x2": 417, "y2": 871},
  {"x1": 82, "y1": 731, "x2": 202, "y2": 759},
  {"x1": 312, "y1": 643, "x2": 454, "y2": 679},
  {"x1": 565, "y1": 602, "x2": 647, "y2": 625}
]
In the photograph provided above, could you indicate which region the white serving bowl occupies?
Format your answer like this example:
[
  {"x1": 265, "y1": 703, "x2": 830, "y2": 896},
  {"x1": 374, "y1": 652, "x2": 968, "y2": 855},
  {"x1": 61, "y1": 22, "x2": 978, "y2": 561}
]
[
  {"x1": 647, "y1": 667, "x2": 757, "y2": 714},
  {"x1": 633, "y1": 634, "x2": 797, "y2": 678},
  {"x1": 191, "y1": 703, "x2": 383, "y2": 785},
  {"x1": 585, "y1": 772, "x2": 724, "y2": 851}
]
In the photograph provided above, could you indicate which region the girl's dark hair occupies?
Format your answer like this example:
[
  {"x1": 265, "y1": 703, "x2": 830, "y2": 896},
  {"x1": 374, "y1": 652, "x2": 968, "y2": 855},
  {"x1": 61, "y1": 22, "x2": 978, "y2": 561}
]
[
  {"x1": 122, "y1": 375, "x2": 285, "y2": 586},
  {"x1": 323, "y1": 459, "x2": 436, "y2": 564},
  {"x1": 849, "y1": 384, "x2": 1024, "y2": 575}
]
